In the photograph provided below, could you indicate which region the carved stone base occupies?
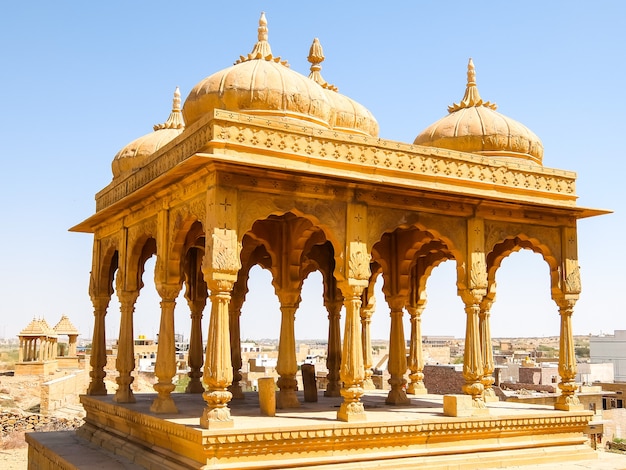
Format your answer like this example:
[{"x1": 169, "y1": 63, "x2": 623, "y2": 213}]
[
  {"x1": 555, "y1": 395, "x2": 584, "y2": 411},
  {"x1": 407, "y1": 382, "x2": 428, "y2": 395},
  {"x1": 113, "y1": 388, "x2": 135, "y2": 404},
  {"x1": 229, "y1": 383, "x2": 245, "y2": 399},
  {"x1": 483, "y1": 388, "x2": 499, "y2": 402},
  {"x1": 150, "y1": 382, "x2": 178, "y2": 414},
  {"x1": 337, "y1": 401, "x2": 367, "y2": 422},
  {"x1": 362, "y1": 378, "x2": 376, "y2": 390},
  {"x1": 200, "y1": 406, "x2": 234, "y2": 429},
  {"x1": 386, "y1": 388, "x2": 410, "y2": 405},
  {"x1": 277, "y1": 389, "x2": 301, "y2": 409},
  {"x1": 185, "y1": 379, "x2": 205, "y2": 394}
]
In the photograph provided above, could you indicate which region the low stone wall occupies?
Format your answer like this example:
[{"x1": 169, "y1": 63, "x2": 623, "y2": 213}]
[
  {"x1": 423, "y1": 365, "x2": 465, "y2": 395},
  {"x1": 1, "y1": 410, "x2": 82, "y2": 438},
  {"x1": 501, "y1": 381, "x2": 556, "y2": 393},
  {"x1": 40, "y1": 371, "x2": 88, "y2": 414}
]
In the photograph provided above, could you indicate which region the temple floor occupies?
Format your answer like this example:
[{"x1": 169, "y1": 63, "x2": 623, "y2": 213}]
[{"x1": 26, "y1": 390, "x2": 601, "y2": 469}]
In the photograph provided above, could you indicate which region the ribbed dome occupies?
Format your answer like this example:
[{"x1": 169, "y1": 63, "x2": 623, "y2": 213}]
[
  {"x1": 414, "y1": 59, "x2": 543, "y2": 165},
  {"x1": 182, "y1": 14, "x2": 378, "y2": 137},
  {"x1": 307, "y1": 38, "x2": 379, "y2": 137},
  {"x1": 112, "y1": 88, "x2": 185, "y2": 179}
]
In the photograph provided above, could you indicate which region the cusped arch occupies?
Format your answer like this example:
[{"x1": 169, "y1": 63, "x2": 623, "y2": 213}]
[
  {"x1": 125, "y1": 235, "x2": 157, "y2": 292},
  {"x1": 169, "y1": 215, "x2": 205, "y2": 281},
  {"x1": 245, "y1": 209, "x2": 346, "y2": 288},
  {"x1": 90, "y1": 240, "x2": 119, "y2": 299},
  {"x1": 486, "y1": 234, "x2": 559, "y2": 302},
  {"x1": 371, "y1": 224, "x2": 463, "y2": 299}
]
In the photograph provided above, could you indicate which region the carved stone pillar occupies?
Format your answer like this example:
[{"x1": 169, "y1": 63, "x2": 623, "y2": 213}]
[
  {"x1": 338, "y1": 286, "x2": 366, "y2": 421},
  {"x1": 68, "y1": 335, "x2": 78, "y2": 357},
  {"x1": 325, "y1": 298, "x2": 343, "y2": 397},
  {"x1": 87, "y1": 295, "x2": 110, "y2": 396},
  {"x1": 479, "y1": 297, "x2": 497, "y2": 402},
  {"x1": 555, "y1": 297, "x2": 583, "y2": 411},
  {"x1": 360, "y1": 295, "x2": 376, "y2": 390},
  {"x1": 18, "y1": 339, "x2": 24, "y2": 362},
  {"x1": 386, "y1": 296, "x2": 410, "y2": 405},
  {"x1": 185, "y1": 299, "x2": 206, "y2": 394},
  {"x1": 150, "y1": 283, "x2": 181, "y2": 414},
  {"x1": 228, "y1": 290, "x2": 245, "y2": 399},
  {"x1": 276, "y1": 297, "x2": 300, "y2": 409},
  {"x1": 460, "y1": 290, "x2": 486, "y2": 409},
  {"x1": 201, "y1": 279, "x2": 234, "y2": 428},
  {"x1": 114, "y1": 289, "x2": 139, "y2": 403},
  {"x1": 407, "y1": 300, "x2": 427, "y2": 395}
]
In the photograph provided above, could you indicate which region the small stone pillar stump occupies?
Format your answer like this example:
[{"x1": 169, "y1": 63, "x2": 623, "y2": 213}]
[
  {"x1": 301, "y1": 364, "x2": 318, "y2": 403},
  {"x1": 258, "y1": 377, "x2": 276, "y2": 417}
]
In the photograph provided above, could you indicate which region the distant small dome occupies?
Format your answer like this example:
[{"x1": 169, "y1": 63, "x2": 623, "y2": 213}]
[
  {"x1": 182, "y1": 14, "x2": 378, "y2": 137},
  {"x1": 414, "y1": 59, "x2": 543, "y2": 165},
  {"x1": 112, "y1": 87, "x2": 185, "y2": 179}
]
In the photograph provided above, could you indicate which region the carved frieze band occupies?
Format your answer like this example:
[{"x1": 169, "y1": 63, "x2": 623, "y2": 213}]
[
  {"x1": 97, "y1": 109, "x2": 577, "y2": 212},
  {"x1": 81, "y1": 396, "x2": 589, "y2": 460}
]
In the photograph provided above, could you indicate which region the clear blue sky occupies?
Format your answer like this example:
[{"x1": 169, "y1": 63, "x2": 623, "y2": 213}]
[{"x1": 0, "y1": 1, "x2": 623, "y2": 342}]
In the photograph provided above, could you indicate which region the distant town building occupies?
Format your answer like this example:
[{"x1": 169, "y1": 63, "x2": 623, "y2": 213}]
[{"x1": 590, "y1": 330, "x2": 626, "y2": 381}]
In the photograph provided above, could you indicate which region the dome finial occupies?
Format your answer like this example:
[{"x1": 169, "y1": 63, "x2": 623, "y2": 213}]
[
  {"x1": 307, "y1": 38, "x2": 337, "y2": 91},
  {"x1": 448, "y1": 58, "x2": 497, "y2": 113},
  {"x1": 154, "y1": 87, "x2": 185, "y2": 131},
  {"x1": 236, "y1": 12, "x2": 289, "y2": 66}
]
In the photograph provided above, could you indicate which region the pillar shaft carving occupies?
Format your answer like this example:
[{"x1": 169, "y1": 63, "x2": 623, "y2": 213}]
[
  {"x1": 407, "y1": 301, "x2": 427, "y2": 395},
  {"x1": 460, "y1": 290, "x2": 485, "y2": 408},
  {"x1": 338, "y1": 285, "x2": 366, "y2": 422},
  {"x1": 554, "y1": 296, "x2": 583, "y2": 411},
  {"x1": 202, "y1": 280, "x2": 235, "y2": 428},
  {"x1": 228, "y1": 293, "x2": 244, "y2": 399},
  {"x1": 325, "y1": 298, "x2": 343, "y2": 397},
  {"x1": 114, "y1": 290, "x2": 139, "y2": 403},
  {"x1": 479, "y1": 297, "x2": 497, "y2": 402},
  {"x1": 150, "y1": 283, "x2": 181, "y2": 414},
  {"x1": 87, "y1": 295, "x2": 110, "y2": 396},
  {"x1": 360, "y1": 296, "x2": 375, "y2": 391},
  {"x1": 386, "y1": 295, "x2": 409, "y2": 405},
  {"x1": 200, "y1": 227, "x2": 240, "y2": 428},
  {"x1": 185, "y1": 299, "x2": 206, "y2": 394},
  {"x1": 276, "y1": 298, "x2": 300, "y2": 409}
]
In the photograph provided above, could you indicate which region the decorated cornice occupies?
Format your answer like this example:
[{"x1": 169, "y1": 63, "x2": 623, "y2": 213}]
[{"x1": 73, "y1": 108, "x2": 602, "y2": 234}]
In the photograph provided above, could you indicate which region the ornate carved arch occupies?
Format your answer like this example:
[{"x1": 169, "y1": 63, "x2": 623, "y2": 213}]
[{"x1": 486, "y1": 234, "x2": 559, "y2": 302}]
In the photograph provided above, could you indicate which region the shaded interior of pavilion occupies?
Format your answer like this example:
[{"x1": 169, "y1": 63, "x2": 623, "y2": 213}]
[{"x1": 88, "y1": 211, "x2": 570, "y2": 426}]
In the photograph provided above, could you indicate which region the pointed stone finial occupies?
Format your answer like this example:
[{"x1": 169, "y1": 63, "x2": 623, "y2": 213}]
[
  {"x1": 249, "y1": 12, "x2": 272, "y2": 59},
  {"x1": 448, "y1": 58, "x2": 497, "y2": 113},
  {"x1": 307, "y1": 38, "x2": 337, "y2": 91},
  {"x1": 154, "y1": 87, "x2": 185, "y2": 131},
  {"x1": 235, "y1": 12, "x2": 288, "y2": 66}
]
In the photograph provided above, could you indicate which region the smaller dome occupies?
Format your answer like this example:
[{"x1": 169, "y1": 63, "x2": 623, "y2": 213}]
[
  {"x1": 414, "y1": 59, "x2": 543, "y2": 165},
  {"x1": 112, "y1": 87, "x2": 185, "y2": 179},
  {"x1": 307, "y1": 38, "x2": 379, "y2": 137}
]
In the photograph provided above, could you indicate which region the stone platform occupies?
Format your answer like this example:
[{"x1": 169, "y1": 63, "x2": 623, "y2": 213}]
[{"x1": 27, "y1": 390, "x2": 598, "y2": 469}]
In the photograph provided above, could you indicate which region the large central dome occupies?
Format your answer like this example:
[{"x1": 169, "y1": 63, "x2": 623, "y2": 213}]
[{"x1": 182, "y1": 13, "x2": 378, "y2": 137}]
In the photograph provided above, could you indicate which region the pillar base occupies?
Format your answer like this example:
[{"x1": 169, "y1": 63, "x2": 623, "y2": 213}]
[
  {"x1": 185, "y1": 379, "x2": 205, "y2": 394},
  {"x1": 386, "y1": 388, "x2": 410, "y2": 405},
  {"x1": 229, "y1": 383, "x2": 245, "y2": 399},
  {"x1": 113, "y1": 389, "x2": 136, "y2": 404},
  {"x1": 200, "y1": 407, "x2": 234, "y2": 429},
  {"x1": 277, "y1": 389, "x2": 300, "y2": 409},
  {"x1": 337, "y1": 402, "x2": 367, "y2": 422},
  {"x1": 362, "y1": 378, "x2": 376, "y2": 390},
  {"x1": 484, "y1": 388, "x2": 499, "y2": 403},
  {"x1": 443, "y1": 394, "x2": 490, "y2": 417},
  {"x1": 150, "y1": 396, "x2": 178, "y2": 414},
  {"x1": 555, "y1": 395, "x2": 584, "y2": 411},
  {"x1": 407, "y1": 382, "x2": 428, "y2": 395}
]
